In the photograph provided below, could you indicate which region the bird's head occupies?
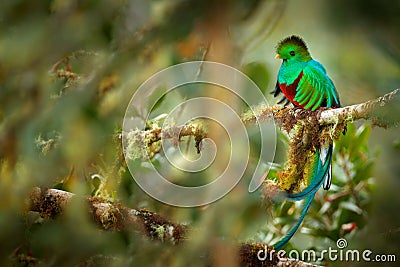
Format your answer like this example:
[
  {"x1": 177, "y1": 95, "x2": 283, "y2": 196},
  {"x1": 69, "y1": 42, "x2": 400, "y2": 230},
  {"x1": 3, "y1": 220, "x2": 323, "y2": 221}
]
[{"x1": 275, "y1": 35, "x2": 312, "y2": 63}]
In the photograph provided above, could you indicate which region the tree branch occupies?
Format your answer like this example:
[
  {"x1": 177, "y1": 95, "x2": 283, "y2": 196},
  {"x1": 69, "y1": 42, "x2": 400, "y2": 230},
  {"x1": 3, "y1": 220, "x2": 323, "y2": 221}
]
[
  {"x1": 243, "y1": 88, "x2": 400, "y2": 129},
  {"x1": 28, "y1": 188, "x2": 325, "y2": 267},
  {"x1": 124, "y1": 89, "x2": 400, "y2": 159},
  {"x1": 318, "y1": 88, "x2": 400, "y2": 126},
  {"x1": 29, "y1": 187, "x2": 187, "y2": 244}
]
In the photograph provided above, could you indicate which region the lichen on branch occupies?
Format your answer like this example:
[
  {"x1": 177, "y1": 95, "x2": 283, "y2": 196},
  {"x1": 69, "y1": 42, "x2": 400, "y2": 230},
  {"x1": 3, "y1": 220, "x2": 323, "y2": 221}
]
[
  {"x1": 29, "y1": 187, "x2": 188, "y2": 244},
  {"x1": 243, "y1": 89, "x2": 400, "y2": 129},
  {"x1": 123, "y1": 122, "x2": 208, "y2": 160}
]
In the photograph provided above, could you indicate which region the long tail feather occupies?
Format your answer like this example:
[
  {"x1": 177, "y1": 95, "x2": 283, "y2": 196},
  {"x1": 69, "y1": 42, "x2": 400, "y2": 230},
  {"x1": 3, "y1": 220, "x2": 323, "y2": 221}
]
[
  {"x1": 273, "y1": 193, "x2": 315, "y2": 250},
  {"x1": 323, "y1": 144, "x2": 333, "y2": 190},
  {"x1": 273, "y1": 145, "x2": 333, "y2": 249}
]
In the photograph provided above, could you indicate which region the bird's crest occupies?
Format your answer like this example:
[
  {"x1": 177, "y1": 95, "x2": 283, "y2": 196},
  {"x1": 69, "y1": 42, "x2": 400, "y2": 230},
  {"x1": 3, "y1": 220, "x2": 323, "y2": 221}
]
[{"x1": 276, "y1": 35, "x2": 308, "y2": 54}]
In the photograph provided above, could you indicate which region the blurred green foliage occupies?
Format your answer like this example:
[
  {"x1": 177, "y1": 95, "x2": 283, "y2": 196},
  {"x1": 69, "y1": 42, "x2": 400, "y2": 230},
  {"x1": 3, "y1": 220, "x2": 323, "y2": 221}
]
[{"x1": 0, "y1": 0, "x2": 399, "y2": 266}]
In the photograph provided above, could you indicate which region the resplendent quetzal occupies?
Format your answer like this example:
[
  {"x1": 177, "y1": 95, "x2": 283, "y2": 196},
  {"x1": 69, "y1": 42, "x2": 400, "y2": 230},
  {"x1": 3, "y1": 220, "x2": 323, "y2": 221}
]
[{"x1": 272, "y1": 35, "x2": 341, "y2": 249}]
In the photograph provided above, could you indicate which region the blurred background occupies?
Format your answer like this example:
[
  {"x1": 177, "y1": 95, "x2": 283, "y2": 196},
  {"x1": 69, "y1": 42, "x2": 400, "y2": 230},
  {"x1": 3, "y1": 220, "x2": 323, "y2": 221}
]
[{"x1": 0, "y1": 0, "x2": 399, "y2": 266}]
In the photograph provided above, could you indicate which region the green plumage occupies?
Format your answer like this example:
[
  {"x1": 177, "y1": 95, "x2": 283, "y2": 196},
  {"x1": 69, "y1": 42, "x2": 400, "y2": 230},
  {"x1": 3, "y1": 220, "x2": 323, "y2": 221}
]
[
  {"x1": 274, "y1": 35, "x2": 340, "y2": 110},
  {"x1": 272, "y1": 35, "x2": 342, "y2": 249}
]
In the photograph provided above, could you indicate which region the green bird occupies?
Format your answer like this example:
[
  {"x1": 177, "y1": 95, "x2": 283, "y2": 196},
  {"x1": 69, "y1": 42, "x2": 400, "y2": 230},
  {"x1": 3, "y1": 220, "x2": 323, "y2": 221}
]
[{"x1": 272, "y1": 35, "x2": 341, "y2": 249}]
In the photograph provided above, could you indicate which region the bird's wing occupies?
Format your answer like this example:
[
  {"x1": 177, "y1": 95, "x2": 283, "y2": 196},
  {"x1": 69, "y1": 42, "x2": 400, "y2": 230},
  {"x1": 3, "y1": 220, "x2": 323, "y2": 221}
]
[{"x1": 293, "y1": 61, "x2": 339, "y2": 111}]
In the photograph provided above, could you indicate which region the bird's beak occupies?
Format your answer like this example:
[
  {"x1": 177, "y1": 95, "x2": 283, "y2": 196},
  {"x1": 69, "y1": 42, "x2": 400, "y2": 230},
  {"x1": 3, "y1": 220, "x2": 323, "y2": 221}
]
[{"x1": 275, "y1": 54, "x2": 281, "y2": 59}]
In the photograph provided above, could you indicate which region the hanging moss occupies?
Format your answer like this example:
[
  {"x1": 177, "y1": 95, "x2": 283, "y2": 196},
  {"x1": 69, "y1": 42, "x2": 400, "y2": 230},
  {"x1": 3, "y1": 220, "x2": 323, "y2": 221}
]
[{"x1": 276, "y1": 108, "x2": 347, "y2": 193}]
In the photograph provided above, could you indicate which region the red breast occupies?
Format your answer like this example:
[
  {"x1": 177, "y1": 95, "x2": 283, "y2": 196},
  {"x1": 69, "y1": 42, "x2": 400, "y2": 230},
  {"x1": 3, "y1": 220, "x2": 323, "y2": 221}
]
[{"x1": 278, "y1": 71, "x2": 304, "y2": 108}]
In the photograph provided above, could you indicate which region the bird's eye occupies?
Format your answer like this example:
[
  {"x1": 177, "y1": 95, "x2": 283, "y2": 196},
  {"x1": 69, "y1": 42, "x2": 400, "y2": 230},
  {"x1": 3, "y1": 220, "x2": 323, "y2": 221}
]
[{"x1": 289, "y1": 51, "x2": 295, "y2": 56}]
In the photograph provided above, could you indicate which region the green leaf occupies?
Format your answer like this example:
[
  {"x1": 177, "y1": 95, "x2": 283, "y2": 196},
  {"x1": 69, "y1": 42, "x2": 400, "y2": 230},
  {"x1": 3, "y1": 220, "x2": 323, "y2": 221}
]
[{"x1": 350, "y1": 124, "x2": 370, "y2": 158}]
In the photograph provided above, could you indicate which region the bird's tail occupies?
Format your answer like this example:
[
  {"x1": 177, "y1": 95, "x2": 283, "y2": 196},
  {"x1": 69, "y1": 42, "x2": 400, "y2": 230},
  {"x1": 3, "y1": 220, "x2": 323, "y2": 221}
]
[
  {"x1": 273, "y1": 192, "x2": 315, "y2": 250},
  {"x1": 273, "y1": 145, "x2": 332, "y2": 250},
  {"x1": 322, "y1": 144, "x2": 333, "y2": 190},
  {"x1": 285, "y1": 144, "x2": 333, "y2": 201}
]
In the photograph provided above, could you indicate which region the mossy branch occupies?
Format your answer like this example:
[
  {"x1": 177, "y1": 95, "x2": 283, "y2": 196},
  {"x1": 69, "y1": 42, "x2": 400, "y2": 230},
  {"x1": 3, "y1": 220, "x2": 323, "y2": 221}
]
[
  {"x1": 123, "y1": 122, "x2": 208, "y2": 159},
  {"x1": 318, "y1": 88, "x2": 400, "y2": 127},
  {"x1": 29, "y1": 187, "x2": 187, "y2": 244},
  {"x1": 28, "y1": 188, "x2": 324, "y2": 267},
  {"x1": 125, "y1": 89, "x2": 399, "y2": 160},
  {"x1": 243, "y1": 88, "x2": 400, "y2": 129}
]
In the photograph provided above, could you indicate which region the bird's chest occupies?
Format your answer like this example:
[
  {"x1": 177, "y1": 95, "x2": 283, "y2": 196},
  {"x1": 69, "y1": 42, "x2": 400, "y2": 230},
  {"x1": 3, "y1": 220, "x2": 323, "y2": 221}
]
[
  {"x1": 277, "y1": 64, "x2": 305, "y2": 107},
  {"x1": 278, "y1": 64, "x2": 304, "y2": 85}
]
